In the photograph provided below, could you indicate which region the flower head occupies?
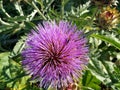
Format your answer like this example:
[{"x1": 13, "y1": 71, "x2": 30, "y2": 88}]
[
  {"x1": 95, "y1": 6, "x2": 120, "y2": 30},
  {"x1": 22, "y1": 21, "x2": 89, "y2": 89}
]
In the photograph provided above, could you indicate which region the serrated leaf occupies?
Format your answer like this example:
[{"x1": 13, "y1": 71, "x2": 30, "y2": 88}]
[
  {"x1": 88, "y1": 59, "x2": 108, "y2": 83},
  {"x1": 88, "y1": 58, "x2": 117, "y2": 85},
  {"x1": 70, "y1": 1, "x2": 90, "y2": 17}
]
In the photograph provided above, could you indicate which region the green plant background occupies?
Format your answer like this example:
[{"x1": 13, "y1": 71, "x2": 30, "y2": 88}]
[{"x1": 0, "y1": 0, "x2": 120, "y2": 90}]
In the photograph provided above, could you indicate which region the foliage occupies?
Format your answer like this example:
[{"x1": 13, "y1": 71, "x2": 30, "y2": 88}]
[{"x1": 0, "y1": 0, "x2": 120, "y2": 90}]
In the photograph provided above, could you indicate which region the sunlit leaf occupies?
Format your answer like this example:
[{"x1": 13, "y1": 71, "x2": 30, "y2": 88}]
[{"x1": 91, "y1": 34, "x2": 120, "y2": 50}]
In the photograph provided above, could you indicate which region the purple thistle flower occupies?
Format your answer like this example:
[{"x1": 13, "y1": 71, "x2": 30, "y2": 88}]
[{"x1": 22, "y1": 21, "x2": 89, "y2": 89}]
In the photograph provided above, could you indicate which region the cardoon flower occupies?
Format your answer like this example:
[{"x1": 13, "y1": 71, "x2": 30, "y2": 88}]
[
  {"x1": 22, "y1": 21, "x2": 89, "y2": 89},
  {"x1": 95, "y1": 6, "x2": 120, "y2": 30}
]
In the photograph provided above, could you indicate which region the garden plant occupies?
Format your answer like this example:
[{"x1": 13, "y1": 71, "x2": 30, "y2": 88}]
[{"x1": 0, "y1": 0, "x2": 120, "y2": 90}]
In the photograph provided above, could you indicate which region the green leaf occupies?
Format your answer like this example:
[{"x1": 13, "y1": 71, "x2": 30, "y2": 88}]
[
  {"x1": 88, "y1": 59, "x2": 109, "y2": 83},
  {"x1": 70, "y1": 1, "x2": 90, "y2": 17},
  {"x1": 88, "y1": 58, "x2": 117, "y2": 86},
  {"x1": 25, "y1": 22, "x2": 36, "y2": 29},
  {"x1": 82, "y1": 70, "x2": 101, "y2": 90},
  {"x1": 0, "y1": 52, "x2": 9, "y2": 71},
  {"x1": 14, "y1": 1, "x2": 24, "y2": 16},
  {"x1": 0, "y1": 24, "x2": 16, "y2": 32},
  {"x1": 7, "y1": 16, "x2": 27, "y2": 22},
  {"x1": 0, "y1": 82, "x2": 6, "y2": 89},
  {"x1": 10, "y1": 36, "x2": 26, "y2": 59},
  {"x1": 36, "y1": 0, "x2": 44, "y2": 9},
  {"x1": 91, "y1": 34, "x2": 120, "y2": 50}
]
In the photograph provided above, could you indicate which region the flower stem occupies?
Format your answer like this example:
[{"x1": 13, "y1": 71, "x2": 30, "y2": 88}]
[{"x1": 32, "y1": 1, "x2": 47, "y2": 20}]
